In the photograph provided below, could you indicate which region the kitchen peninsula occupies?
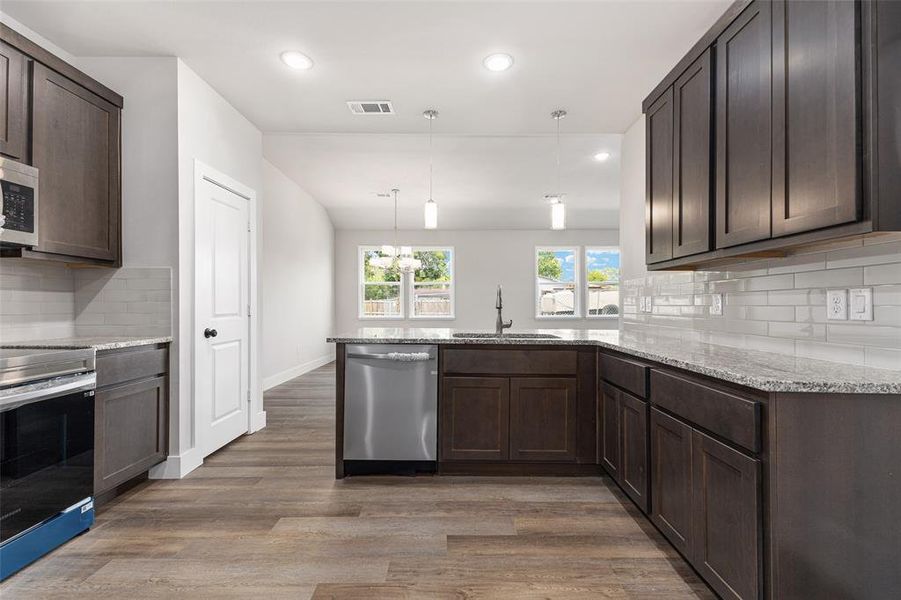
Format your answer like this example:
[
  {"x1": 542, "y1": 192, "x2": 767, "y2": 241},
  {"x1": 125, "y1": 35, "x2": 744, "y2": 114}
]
[{"x1": 328, "y1": 327, "x2": 901, "y2": 599}]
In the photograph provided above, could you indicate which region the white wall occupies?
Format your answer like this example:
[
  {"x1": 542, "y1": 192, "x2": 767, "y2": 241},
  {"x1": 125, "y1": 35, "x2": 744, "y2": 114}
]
[
  {"x1": 261, "y1": 160, "x2": 335, "y2": 389},
  {"x1": 336, "y1": 229, "x2": 620, "y2": 334},
  {"x1": 171, "y1": 60, "x2": 264, "y2": 475},
  {"x1": 619, "y1": 116, "x2": 647, "y2": 282}
]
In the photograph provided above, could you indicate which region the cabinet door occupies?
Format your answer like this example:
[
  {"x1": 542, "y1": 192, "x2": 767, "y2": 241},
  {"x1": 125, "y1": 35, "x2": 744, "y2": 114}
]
[
  {"x1": 32, "y1": 62, "x2": 120, "y2": 263},
  {"x1": 441, "y1": 377, "x2": 509, "y2": 461},
  {"x1": 509, "y1": 377, "x2": 577, "y2": 462},
  {"x1": 650, "y1": 408, "x2": 693, "y2": 556},
  {"x1": 599, "y1": 382, "x2": 620, "y2": 477},
  {"x1": 691, "y1": 430, "x2": 760, "y2": 600},
  {"x1": 716, "y1": 0, "x2": 773, "y2": 248},
  {"x1": 771, "y1": 0, "x2": 859, "y2": 237},
  {"x1": 673, "y1": 48, "x2": 713, "y2": 258},
  {"x1": 0, "y1": 41, "x2": 28, "y2": 161},
  {"x1": 94, "y1": 376, "x2": 168, "y2": 495},
  {"x1": 645, "y1": 87, "x2": 674, "y2": 264},
  {"x1": 619, "y1": 391, "x2": 649, "y2": 513}
]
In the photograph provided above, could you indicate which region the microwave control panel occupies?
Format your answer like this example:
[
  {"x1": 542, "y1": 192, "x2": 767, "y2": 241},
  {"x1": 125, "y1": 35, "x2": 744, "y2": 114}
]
[{"x1": 1, "y1": 180, "x2": 35, "y2": 233}]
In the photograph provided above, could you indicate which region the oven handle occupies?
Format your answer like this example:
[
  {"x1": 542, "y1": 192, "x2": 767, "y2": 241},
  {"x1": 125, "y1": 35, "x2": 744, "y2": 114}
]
[{"x1": 0, "y1": 372, "x2": 96, "y2": 413}]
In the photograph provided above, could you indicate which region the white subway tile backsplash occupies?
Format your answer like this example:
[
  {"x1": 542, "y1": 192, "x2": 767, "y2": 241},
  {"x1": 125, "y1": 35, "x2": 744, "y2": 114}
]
[
  {"x1": 864, "y1": 263, "x2": 901, "y2": 286},
  {"x1": 794, "y1": 267, "x2": 863, "y2": 289},
  {"x1": 622, "y1": 245, "x2": 901, "y2": 371},
  {"x1": 0, "y1": 263, "x2": 172, "y2": 343}
]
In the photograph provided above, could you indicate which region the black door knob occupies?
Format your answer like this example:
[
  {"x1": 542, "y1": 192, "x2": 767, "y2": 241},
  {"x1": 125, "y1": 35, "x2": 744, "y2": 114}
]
[{"x1": 204, "y1": 328, "x2": 218, "y2": 339}]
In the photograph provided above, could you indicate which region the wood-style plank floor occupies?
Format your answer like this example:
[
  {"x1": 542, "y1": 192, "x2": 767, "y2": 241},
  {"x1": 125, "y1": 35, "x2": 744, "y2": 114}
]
[{"x1": 1, "y1": 363, "x2": 714, "y2": 599}]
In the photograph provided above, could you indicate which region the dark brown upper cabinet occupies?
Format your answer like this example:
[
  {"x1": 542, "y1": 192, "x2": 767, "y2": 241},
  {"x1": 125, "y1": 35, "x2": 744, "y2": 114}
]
[
  {"x1": 31, "y1": 62, "x2": 121, "y2": 264},
  {"x1": 771, "y1": 0, "x2": 859, "y2": 237},
  {"x1": 642, "y1": 0, "x2": 899, "y2": 270},
  {"x1": 715, "y1": 0, "x2": 772, "y2": 249},
  {"x1": 0, "y1": 41, "x2": 29, "y2": 161},
  {"x1": 673, "y1": 49, "x2": 714, "y2": 258},
  {"x1": 645, "y1": 88, "x2": 674, "y2": 264},
  {"x1": 1, "y1": 24, "x2": 123, "y2": 267}
]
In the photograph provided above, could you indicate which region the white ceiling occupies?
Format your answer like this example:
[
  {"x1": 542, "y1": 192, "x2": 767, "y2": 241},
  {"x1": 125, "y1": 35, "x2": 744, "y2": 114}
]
[
  {"x1": 4, "y1": 0, "x2": 730, "y2": 229},
  {"x1": 264, "y1": 132, "x2": 622, "y2": 229}
]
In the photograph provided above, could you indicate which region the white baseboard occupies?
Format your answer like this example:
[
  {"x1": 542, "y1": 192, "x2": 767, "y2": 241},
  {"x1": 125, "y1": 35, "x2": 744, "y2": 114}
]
[
  {"x1": 262, "y1": 353, "x2": 335, "y2": 390},
  {"x1": 250, "y1": 409, "x2": 267, "y2": 433},
  {"x1": 148, "y1": 447, "x2": 203, "y2": 479}
]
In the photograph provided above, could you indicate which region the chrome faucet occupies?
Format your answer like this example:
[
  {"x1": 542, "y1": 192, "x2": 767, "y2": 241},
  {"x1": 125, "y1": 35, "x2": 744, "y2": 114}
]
[{"x1": 495, "y1": 284, "x2": 513, "y2": 336}]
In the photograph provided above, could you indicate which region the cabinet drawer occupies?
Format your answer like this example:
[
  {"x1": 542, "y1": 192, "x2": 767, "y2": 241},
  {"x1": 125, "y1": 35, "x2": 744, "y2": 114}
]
[
  {"x1": 651, "y1": 370, "x2": 760, "y2": 453},
  {"x1": 599, "y1": 352, "x2": 649, "y2": 398},
  {"x1": 96, "y1": 345, "x2": 168, "y2": 388},
  {"x1": 442, "y1": 348, "x2": 577, "y2": 376}
]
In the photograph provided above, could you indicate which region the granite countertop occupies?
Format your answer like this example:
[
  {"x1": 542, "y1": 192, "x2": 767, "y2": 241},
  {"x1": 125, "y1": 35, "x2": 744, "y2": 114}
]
[
  {"x1": 2, "y1": 335, "x2": 173, "y2": 351},
  {"x1": 328, "y1": 328, "x2": 901, "y2": 395}
]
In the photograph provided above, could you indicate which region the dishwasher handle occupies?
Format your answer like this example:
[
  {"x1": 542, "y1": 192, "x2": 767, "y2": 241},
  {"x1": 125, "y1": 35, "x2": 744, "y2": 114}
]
[{"x1": 347, "y1": 351, "x2": 433, "y2": 362}]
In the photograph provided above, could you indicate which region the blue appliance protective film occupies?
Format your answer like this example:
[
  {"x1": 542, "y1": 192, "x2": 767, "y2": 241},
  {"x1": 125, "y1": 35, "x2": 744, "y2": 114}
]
[{"x1": 0, "y1": 498, "x2": 94, "y2": 581}]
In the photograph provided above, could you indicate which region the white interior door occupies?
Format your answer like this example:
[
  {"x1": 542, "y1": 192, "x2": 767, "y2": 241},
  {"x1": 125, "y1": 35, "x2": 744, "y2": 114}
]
[{"x1": 196, "y1": 176, "x2": 250, "y2": 457}]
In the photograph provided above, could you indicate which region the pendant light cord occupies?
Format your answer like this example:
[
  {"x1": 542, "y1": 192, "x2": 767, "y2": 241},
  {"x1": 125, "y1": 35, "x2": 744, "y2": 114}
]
[
  {"x1": 429, "y1": 116, "x2": 434, "y2": 202},
  {"x1": 555, "y1": 114, "x2": 561, "y2": 198}
]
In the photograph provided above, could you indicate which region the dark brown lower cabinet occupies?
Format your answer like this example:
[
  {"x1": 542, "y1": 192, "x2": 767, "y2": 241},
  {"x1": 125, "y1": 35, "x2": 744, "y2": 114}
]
[
  {"x1": 649, "y1": 407, "x2": 760, "y2": 600},
  {"x1": 599, "y1": 382, "x2": 619, "y2": 477},
  {"x1": 619, "y1": 391, "x2": 649, "y2": 512},
  {"x1": 600, "y1": 382, "x2": 649, "y2": 513},
  {"x1": 94, "y1": 376, "x2": 167, "y2": 494},
  {"x1": 94, "y1": 344, "x2": 169, "y2": 503},
  {"x1": 691, "y1": 429, "x2": 760, "y2": 600},
  {"x1": 650, "y1": 407, "x2": 693, "y2": 555},
  {"x1": 440, "y1": 376, "x2": 509, "y2": 461},
  {"x1": 509, "y1": 377, "x2": 577, "y2": 462}
]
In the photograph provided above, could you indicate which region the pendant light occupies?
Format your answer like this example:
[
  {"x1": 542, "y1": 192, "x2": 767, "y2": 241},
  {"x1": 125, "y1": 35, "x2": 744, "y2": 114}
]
[
  {"x1": 423, "y1": 109, "x2": 439, "y2": 229},
  {"x1": 547, "y1": 109, "x2": 567, "y2": 230},
  {"x1": 372, "y1": 189, "x2": 421, "y2": 272}
]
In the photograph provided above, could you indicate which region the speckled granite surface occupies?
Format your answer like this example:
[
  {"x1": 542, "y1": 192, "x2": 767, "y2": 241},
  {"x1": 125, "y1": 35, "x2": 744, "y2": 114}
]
[
  {"x1": 2, "y1": 336, "x2": 173, "y2": 351},
  {"x1": 328, "y1": 328, "x2": 901, "y2": 394}
]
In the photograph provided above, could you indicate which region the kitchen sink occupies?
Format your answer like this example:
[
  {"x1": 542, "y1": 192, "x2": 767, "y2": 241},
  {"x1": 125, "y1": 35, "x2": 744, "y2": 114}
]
[{"x1": 452, "y1": 332, "x2": 561, "y2": 340}]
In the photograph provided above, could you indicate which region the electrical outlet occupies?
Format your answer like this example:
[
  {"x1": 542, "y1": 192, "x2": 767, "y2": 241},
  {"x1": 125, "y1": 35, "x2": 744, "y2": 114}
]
[
  {"x1": 849, "y1": 288, "x2": 873, "y2": 321},
  {"x1": 643, "y1": 296, "x2": 653, "y2": 313},
  {"x1": 710, "y1": 293, "x2": 723, "y2": 316},
  {"x1": 826, "y1": 289, "x2": 848, "y2": 320}
]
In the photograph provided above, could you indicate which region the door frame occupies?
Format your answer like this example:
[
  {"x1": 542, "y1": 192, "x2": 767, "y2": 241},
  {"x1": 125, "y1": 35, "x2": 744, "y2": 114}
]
[{"x1": 192, "y1": 159, "x2": 263, "y2": 457}]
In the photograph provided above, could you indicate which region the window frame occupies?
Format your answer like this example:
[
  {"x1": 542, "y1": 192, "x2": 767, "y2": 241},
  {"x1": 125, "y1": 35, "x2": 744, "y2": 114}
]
[
  {"x1": 408, "y1": 245, "x2": 456, "y2": 320},
  {"x1": 357, "y1": 245, "x2": 456, "y2": 320},
  {"x1": 358, "y1": 246, "x2": 405, "y2": 320},
  {"x1": 584, "y1": 246, "x2": 621, "y2": 320},
  {"x1": 534, "y1": 246, "x2": 581, "y2": 320}
]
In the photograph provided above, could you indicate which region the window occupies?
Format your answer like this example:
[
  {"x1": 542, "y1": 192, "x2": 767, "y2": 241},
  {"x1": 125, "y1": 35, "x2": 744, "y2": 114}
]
[
  {"x1": 410, "y1": 248, "x2": 454, "y2": 319},
  {"x1": 360, "y1": 247, "x2": 403, "y2": 318},
  {"x1": 585, "y1": 247, "x2": 621, "y2": 317},
  {"x1": 359, "y1": 246, "x2": 455, "y2": 319},
  {"x1": 535, "y1": 247, "x2": 580, "y2": 318}
]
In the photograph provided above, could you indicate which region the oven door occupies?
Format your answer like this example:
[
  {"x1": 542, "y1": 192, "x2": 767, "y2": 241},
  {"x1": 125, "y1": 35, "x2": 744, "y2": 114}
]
[{"x1": 0, "y1": 373, "x2": 95, "y2": 544}]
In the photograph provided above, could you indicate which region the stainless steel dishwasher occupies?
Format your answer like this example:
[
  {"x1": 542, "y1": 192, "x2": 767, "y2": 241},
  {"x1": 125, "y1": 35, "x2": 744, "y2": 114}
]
[{"x1": 344, "y1": 344, "x2": 437, "y2": 472}]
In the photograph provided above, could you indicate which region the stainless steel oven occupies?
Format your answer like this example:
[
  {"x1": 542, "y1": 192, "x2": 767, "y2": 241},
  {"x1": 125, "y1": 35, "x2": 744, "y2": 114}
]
[
  {"x1": 0, "y1": 158, "x2": 39, "y2": 248},
  {"x1": 0, "y1": 348, "x2": 95, "y2": 580}
]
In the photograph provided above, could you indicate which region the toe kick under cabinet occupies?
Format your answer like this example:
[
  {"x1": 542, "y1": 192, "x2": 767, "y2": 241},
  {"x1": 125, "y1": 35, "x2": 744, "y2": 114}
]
[{"x1": 94, "y1": 343, "x2": 169, "y2": 504}]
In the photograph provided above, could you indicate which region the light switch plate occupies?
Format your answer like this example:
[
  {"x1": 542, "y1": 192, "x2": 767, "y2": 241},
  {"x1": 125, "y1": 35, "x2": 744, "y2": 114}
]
[
  {"x1": 849, "y1": 288, "x2": 873, "y2": 321},
  {"x1": 826, "y1": 289, "x2": 848, "y2": 320},
  {"x1": 644, "y1": 296, "x2": 653, "y2": 313},
  {"x1": 710, "y1": 293, "x2": 723, "y2": 316}
]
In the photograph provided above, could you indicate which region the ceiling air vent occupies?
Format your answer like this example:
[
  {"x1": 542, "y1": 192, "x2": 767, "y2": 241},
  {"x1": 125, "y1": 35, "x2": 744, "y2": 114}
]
[{"x1": 347, "y1": 100, "x2": 395, "y2": 115}]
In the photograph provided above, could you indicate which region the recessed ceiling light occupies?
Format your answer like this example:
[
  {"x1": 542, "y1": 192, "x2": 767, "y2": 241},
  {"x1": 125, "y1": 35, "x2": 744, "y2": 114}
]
[
  {"x1": 594, "y1": 152, "x2": 611, "y2": 162},
  {"x1": 483, "y1": 53, "x2": 514, "y2": 72},
  {"x1": 280, "y1": 51, "x2": 313, "y2": 70}
]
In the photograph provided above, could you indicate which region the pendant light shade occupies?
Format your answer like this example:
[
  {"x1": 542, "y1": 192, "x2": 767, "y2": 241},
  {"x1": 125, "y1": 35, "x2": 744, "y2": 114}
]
[
  {"x1": 551, "y1": 201, "x2": 566, "y2": 230},
  {"x1": 423, "y1": 109, "x2": 439, "y2": 229},
  {"x1": 424, "y1": 199, "x2": 438, "y2": 229}
]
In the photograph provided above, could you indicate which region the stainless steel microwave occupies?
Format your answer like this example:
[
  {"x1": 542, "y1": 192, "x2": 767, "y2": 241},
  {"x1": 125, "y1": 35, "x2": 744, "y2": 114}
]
[{"x1": 0, "y1": 158, "x2": 39, "y2": 248}]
